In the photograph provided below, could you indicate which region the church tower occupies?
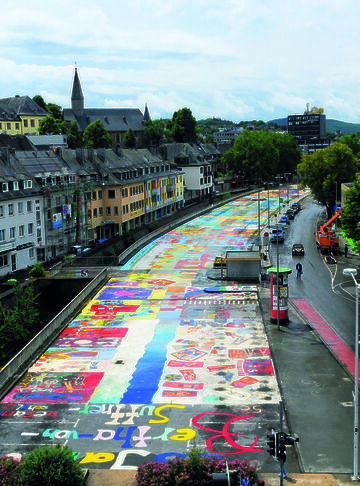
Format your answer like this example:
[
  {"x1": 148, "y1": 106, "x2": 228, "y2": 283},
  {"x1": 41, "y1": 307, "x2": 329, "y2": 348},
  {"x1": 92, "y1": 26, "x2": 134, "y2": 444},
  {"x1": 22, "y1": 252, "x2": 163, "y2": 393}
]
[{"x1": 71, "y1": 67, "x2": 84, "y2": 116}]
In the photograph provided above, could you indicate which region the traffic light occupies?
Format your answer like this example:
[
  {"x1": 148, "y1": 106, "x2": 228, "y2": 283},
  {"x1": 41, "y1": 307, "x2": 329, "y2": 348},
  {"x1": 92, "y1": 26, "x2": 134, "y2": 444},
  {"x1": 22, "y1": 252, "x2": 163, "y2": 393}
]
[
  {"x1": 266, "y1": 432, "x2": 276, "y2": 457},
  {"x1": 277, "y1": 432, "x2": 287, "y2": 463},
  {"x1": 276, "y1": 432, "x2": 299, "y2": 463},
  {"x1": 283, "y1": 432, "x2": 299, "y2": 446}
]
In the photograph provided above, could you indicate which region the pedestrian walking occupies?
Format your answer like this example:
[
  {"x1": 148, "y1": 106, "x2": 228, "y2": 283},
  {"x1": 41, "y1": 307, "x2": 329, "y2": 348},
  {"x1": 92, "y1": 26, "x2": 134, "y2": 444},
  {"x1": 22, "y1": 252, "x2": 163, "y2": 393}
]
[
  {"x1": 344, "y1": 244, "x2": 348, "y2": 258},
  {"x1": 296, "y1": 261, "x2": 303, "y2": 279}
]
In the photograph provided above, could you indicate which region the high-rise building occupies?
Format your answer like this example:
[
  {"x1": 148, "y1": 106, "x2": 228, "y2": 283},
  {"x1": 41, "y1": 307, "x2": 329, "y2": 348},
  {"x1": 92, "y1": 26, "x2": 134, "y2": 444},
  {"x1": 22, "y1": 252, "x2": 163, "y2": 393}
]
[{"x1": 287, "y1": 104, "x2": 330, "y2": 154}]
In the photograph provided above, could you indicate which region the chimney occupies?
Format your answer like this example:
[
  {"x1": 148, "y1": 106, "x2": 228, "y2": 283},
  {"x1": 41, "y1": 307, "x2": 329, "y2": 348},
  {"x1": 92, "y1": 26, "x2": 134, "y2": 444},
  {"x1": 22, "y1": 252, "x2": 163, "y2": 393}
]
[
  {"x1": 97, "y1": 147, "x2": 105, "y2": 161},
  {"x1": 87, "y1": 147, "x2": 95, "y2": 163},
  {"x1": 76, "y1": 147, "x2": 85, "y2": 165},
  {"x1": 0, "y1": 147, "x2": 10, "y2": 165}
]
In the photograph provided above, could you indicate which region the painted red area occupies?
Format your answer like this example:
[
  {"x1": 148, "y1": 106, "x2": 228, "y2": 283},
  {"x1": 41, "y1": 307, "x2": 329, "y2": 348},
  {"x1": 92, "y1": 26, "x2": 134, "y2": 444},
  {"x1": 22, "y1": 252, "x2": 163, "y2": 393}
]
[
  {"x1": 60, "y1": 328, "x2": 128, "y2": 338},
  {"x1": 292, "y1": 298, "x2": 359, "y2": 379}
]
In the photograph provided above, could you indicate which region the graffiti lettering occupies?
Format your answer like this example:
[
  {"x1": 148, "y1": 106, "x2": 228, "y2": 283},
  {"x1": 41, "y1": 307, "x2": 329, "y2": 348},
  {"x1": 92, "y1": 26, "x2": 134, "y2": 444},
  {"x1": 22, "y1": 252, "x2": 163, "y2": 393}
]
[{"x1": 192, "y1": 412, "x2": 262, "y2": 455}]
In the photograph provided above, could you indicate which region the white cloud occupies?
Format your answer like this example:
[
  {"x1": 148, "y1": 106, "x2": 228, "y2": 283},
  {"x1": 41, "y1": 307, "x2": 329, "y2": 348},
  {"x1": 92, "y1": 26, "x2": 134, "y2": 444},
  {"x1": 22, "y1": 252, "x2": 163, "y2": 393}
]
[{"x1": 0, "y1": 0, "x2": 360, "y2": 121}]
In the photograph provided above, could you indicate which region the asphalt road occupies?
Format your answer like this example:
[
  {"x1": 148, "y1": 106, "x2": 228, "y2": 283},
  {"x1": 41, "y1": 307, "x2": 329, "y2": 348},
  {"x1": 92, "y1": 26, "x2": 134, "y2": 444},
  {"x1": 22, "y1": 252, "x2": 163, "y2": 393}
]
[
  {"x1": 268, "y1": 196, "x2": 358, "y2": 473},
  {"x1": 0, "y1": 189, "x2": 357, "y2": 476}
]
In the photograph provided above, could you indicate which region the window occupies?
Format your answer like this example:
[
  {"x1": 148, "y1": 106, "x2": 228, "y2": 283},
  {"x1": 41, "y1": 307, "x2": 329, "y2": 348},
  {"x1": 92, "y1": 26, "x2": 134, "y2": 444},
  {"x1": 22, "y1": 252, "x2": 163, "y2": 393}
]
[
  {"x1": 99, "y1": 207, "x2": 103, "y2": 216},
  {"x1": 108, "y1": 190, "x2": 115, "y2": 199},
  {"x1": 19, "y1": 225, "x2": 24, "y2": 237},
  {"x1": 15, "y1": 123, "x2": 20, "y2": 130},
  {"x1": 29, "y1": 248, "x2": 35, "y2": 259},
  {"x1": 0, "y1": 255, "x2": 8, "y2": 267},
  {"x1": 87, "y1": 209, "x2": 91, "y2": 219},
  {"x1": 18, "y1": 202, "x2": 23, "y2": 213},
  {"x1": 7, "y1": 123, "x2": 10, "y2": 130},
  {"x1": 24, "y1": 119, "x2": 28, "y2": 128},
  {"x1": 114, "y1": 206, "x2": 119, "y2": 216},
  {"x1": 93, "y1": 208, "x2": 97, "y2": 218},
  {"x1": 0, "y1": 230, "x2": 4, "y2": 241},
  {"x1": 92, "y1": 191, "x2": 97, "y2": 200},
  {"x1": 30, "y1": 119, "x2": 35, "y2": 128},
  {"x1": 106, "y1": 207, "x2": 111, "y2": 216},
  {"x1": 0, "y1": 206, "x2": 3, "y2": 217},
  {"x1": 98, "y1": 190, "x2": 103, "y2": 200},
  {"x1": 28, "y1": 223, "x2": 33, "y2": 234},
  {"x1": 13, "y1": 181, "x2": 19, "y2": 191},
  {"x1": 10, "y1": 227, "x2": 15, "y2": 238},
  {"x1": 24, "y1": 180, "x2": 32, "y2": 189},
  {"x1": 8, "y1": 204, "x2": 14, "y2": 216},
  {"x1": 2, "y1": 183, "x2": 8, "y2": 192},
  {"x1": 27, "y1": 201, "x2": 32, "y2": 212}
]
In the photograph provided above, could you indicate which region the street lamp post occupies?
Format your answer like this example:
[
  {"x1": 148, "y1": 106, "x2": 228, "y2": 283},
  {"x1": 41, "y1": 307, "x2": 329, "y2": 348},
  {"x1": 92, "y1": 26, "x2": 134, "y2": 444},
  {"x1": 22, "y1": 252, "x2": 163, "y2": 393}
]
[{"x1": 343, "y1": 268, "x2": 359, "y2": 481}]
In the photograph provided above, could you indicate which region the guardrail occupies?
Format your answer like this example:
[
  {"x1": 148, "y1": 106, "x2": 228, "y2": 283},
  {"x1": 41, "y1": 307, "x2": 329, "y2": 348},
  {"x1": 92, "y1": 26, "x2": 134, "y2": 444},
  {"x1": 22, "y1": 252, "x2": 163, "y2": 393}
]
[{"x1": 0, "y1": 268, "x2": 109, "y2": 399}]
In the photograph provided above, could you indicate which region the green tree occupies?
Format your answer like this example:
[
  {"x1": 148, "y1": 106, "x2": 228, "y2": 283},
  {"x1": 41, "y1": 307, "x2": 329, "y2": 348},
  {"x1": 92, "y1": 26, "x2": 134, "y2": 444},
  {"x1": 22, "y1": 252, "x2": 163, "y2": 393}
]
[
  {"x1": 46, "y1": 102, "x2": 63, "y2": 121},
  {"x1": 32, "y1": 95, "x2": 47, "y2": 111},
  {"x1": 82, "y1": 119, "x2": 112, "y2": 149},
  {"x1": 20, "y1": 444, "x2": 85, "y2": 486},
  {"x1": 67, "y1": 121, "x2": 83, "y2": 149},
  {"x1": 273, "y1": 132, "x2": 302, "y2": 175},
  {"x1": 144, "y1": 119, "x2": 165, "y2": 146},
  {"x1": 29, "y1": 261, "x2": 46, "y2": 278},
  {"x1": 122, "y1": 127, "x2": 137, "y2": 148},
  {"x1": 222, "y1": 130, "x2": 279, "y2": 183},
  {"x1": 167, "y1": 107, "x2": 197, "y2": 142},
  {"x1": 339, "y1": 133, "x2": 360, "y2": 157},
  {"x1": 340, "y1": 173, "x2": 360, "y2": 252},
  {"x1": 0, "y1": 282, "x2": 40, "y2": 362},
  {"x1": 298, "y1": 142, "x2": 359, "y2": 219},
  {"x1": 39, "y1": 115, "x2": 64, "y2": 135}
]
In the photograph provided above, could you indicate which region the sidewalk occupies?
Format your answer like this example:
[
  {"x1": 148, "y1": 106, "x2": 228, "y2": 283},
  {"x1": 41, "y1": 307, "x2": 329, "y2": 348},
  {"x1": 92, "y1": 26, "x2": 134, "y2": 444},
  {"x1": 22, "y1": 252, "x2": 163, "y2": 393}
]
[{"x1": 84, "y1": 469, "x2": 356, "y2": 485}]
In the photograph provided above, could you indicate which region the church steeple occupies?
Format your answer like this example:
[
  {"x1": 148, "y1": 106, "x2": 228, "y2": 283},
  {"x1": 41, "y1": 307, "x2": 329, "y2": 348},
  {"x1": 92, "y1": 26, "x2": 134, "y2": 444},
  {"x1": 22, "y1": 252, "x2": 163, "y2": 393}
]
[
  {"x1": 143, "y1": 103, "x2": 151, "y2": 122},
  {"x1": 71, "y1": 66, "x2": 84, "y2": 116}
]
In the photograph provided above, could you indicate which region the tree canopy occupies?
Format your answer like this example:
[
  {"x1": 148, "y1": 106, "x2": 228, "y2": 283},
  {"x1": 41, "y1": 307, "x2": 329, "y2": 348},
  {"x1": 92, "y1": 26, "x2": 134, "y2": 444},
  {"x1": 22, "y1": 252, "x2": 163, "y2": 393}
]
[
  {"x1": 144, "y1": 119, "x2": 165, "y2": 146},
  {"x1": 341, "y1": 173, "x2": 360, "y2": 251},
  {"x1": 67, "y1": 121, "x2": 83, "y2": 149},
  {"x1": 82, "y1": 119, "x2": 112, "y2": 149},
  {"x1": 123, "y1": 127, "x2": 137, "y2": 148},
  {"x1": 38, "y1": 115, "x2": 66, "y2": 135},
  {"x1": 167, "y1": 107, "x2": 197, "y2": 143},
  {"x1": 221, "y1": 130, "x2": 300, "y2": 183},
  {"x1": 297, "y1": 142, "x2": 359, "y2": 219}
]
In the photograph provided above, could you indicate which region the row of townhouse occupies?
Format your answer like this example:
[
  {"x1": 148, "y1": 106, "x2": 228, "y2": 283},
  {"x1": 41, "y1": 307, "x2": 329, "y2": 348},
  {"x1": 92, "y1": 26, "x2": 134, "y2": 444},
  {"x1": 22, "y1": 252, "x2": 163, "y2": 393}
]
[{"x1": 0, "y1": 135, "x2": 221, "y2": 278}]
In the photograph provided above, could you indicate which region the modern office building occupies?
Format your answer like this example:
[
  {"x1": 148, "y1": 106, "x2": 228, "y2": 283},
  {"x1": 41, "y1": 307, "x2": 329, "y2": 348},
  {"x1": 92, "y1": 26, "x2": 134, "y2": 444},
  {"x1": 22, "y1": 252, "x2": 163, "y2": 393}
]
[{"x1": 287, "y1": 105, "x2": 330, "y2": 153}]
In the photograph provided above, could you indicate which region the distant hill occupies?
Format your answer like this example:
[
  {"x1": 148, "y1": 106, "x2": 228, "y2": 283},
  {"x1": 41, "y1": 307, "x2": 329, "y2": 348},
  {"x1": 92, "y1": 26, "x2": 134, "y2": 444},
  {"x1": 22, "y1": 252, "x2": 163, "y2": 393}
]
[{"x1": 268, "y1": 117, "x2": 360, "y2": 134}]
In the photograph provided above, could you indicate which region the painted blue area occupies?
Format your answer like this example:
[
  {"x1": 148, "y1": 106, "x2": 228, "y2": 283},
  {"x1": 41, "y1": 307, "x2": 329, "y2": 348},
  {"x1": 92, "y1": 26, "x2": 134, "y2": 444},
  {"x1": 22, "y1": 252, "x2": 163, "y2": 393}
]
[{"x1": 121, "y1": 320, "x2": 177, "y2": 404}]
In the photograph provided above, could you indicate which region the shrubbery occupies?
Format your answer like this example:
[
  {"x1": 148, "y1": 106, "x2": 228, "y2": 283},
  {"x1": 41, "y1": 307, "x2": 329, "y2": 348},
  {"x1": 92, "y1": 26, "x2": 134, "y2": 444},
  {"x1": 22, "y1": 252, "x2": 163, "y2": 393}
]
[
  {"x1": 0, "y1": 445, "x2": 85, "y2": 485},
  {"x1": 19, "y1": 444, "x2": 85, "y2": 486},
  {"x1": 136, "y1": 450, "x2": 257, "y2": 486},
  {"x1": 0, "y1": 455, "x2": 21, "y2": 485}
]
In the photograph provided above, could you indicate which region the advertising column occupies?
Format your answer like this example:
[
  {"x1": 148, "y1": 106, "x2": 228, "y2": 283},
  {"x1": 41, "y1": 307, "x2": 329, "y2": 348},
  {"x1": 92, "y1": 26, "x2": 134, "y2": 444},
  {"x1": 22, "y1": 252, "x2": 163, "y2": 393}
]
[{"x1": 267, "y1": 267, "x2": 292, "y2": 324}]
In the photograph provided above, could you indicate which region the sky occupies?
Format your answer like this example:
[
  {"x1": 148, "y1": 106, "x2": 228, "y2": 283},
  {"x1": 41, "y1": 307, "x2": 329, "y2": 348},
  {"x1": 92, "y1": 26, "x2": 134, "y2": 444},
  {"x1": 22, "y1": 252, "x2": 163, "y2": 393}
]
[{"x1": 1, "y1": 0, "x2": 360, "y2": 123}]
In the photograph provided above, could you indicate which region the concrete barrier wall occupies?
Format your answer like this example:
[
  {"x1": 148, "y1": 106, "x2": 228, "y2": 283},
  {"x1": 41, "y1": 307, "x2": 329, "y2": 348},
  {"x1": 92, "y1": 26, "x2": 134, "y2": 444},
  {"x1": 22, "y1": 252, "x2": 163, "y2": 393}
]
[{"x1": 0, "y1": 268, "x2": 109, "y2": 399}]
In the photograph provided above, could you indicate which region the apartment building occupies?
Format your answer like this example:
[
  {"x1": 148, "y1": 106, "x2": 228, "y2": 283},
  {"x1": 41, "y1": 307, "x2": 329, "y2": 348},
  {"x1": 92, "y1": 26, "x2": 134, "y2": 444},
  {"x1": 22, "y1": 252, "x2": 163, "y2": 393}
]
[{"x1": 0, "y1": 96, "x2": 48, "y2": 136}]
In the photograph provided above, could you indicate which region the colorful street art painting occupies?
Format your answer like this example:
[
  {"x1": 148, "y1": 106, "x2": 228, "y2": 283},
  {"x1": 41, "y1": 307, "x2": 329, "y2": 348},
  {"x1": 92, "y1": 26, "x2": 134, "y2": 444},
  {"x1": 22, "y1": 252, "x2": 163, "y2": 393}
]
[{"x1": 0, "y1": 188, "x2": 306, "y2": 468}]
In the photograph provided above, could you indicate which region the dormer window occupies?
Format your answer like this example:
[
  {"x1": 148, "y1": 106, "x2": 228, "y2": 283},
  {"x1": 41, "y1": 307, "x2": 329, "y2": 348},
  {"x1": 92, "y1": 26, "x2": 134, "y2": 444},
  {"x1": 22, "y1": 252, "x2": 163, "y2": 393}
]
[
  {"x1": 13, "y1": 181, "x2": 19, "y2": 191},
  {"x1": 2, "y1": 183, "x2": 8, "y2": 192}
]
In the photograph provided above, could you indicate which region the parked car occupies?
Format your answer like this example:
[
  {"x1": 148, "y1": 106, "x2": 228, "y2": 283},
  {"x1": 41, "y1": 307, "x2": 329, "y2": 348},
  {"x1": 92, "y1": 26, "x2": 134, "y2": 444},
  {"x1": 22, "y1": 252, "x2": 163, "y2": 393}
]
[
  {"x1": 279, "y1": 215, "x2": 289, "y2": 225},
  {"x1": 291, "y1": 203, "x2": 301, "y2": 213},
  {"x1": 286, "y1": 209, "x2": 295, "y2": 219},
  {"x1": 271, "y1": 227, "x2": 285, "y2": 243},
  {"x1": 292, "y1": 242, "x2": 305, "y2": 256}
]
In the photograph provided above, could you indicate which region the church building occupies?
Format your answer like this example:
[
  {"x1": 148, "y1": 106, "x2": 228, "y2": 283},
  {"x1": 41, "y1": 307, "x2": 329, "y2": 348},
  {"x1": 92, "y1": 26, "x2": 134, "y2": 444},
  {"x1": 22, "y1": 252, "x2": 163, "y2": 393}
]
[{"x1": 63, "y1": 67, "x2": 151, "y2": 149}]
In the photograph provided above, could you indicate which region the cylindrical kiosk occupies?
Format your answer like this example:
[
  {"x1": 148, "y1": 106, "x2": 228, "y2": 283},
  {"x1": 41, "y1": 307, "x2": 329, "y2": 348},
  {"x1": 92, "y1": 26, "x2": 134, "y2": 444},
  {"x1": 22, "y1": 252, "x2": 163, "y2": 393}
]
[{"x1": 267, "y1": 266, "x2": 292, "y2": 324}]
